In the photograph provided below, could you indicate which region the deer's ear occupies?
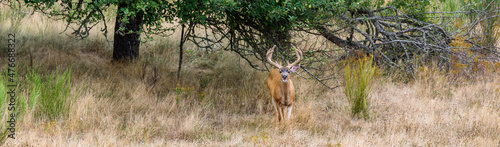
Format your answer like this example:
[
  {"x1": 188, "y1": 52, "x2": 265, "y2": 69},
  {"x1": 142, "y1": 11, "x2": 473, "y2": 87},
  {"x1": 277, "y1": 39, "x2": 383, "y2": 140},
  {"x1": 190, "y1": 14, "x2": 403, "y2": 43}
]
[{"x1": 290, "y1": 64, "x2": 300, "y2": 72}]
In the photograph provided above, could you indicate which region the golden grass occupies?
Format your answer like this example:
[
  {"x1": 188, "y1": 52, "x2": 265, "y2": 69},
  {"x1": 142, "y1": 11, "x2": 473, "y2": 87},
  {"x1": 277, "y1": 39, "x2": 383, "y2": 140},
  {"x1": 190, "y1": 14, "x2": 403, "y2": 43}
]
[{"x1": 1, "y1": 6, "x2": 500, "y2": 146}]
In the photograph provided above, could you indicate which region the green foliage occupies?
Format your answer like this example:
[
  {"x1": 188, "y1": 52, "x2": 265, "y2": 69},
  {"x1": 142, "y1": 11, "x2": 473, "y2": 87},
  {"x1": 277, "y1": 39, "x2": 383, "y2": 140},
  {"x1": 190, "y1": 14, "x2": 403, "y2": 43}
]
[
  {"x1": 343, "y1": 56, "x2": 376, "y2": 119},
  {"x1": 23, "y1": 0, "x2": 175, "y2": 39},
  {"x1": 176, "y1": 0, "x2": 339, "y2": 31},
  {"x1": 22, "y1": 0, "x2": 364, "y2": 40},
  {"x1": 437, "y1": 0, "x2": 462, "y2": 12},
  {"x1": 173, "y1": 0, "x2": 356, "y2": 67},
  {"x1": 346, "y1": 0, "x2": 432, "y2": 22},
  {"x1": 26, "y1": 68, "x2": 72, "y2": 120},
  {"x1": 387, "y1": 0, "x2": 432, "y2": 21}
]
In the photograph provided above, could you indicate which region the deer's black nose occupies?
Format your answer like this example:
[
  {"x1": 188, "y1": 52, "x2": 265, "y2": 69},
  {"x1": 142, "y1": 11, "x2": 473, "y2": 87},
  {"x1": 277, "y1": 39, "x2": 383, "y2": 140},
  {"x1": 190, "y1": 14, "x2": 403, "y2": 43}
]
[{"x1": 283, "y1": 75, "x2": 287, "y2": 79}]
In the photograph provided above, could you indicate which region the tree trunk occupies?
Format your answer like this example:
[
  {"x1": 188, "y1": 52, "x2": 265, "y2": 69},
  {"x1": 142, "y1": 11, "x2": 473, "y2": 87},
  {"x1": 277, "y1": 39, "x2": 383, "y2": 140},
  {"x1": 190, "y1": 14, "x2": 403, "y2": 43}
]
[{"x1": 113, "y1": 2, "x2": 143, "y2": 62}]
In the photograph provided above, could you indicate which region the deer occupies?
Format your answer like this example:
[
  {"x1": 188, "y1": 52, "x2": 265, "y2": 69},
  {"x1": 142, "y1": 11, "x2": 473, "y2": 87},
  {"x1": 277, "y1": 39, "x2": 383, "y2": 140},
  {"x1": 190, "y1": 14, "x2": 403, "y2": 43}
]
[{"x1": 266, "y1": 45, "x2": 302, "y2": 124}]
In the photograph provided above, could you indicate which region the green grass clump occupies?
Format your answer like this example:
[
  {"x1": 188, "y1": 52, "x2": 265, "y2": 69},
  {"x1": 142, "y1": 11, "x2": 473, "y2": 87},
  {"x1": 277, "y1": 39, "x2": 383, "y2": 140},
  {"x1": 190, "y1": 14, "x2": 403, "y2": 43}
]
[
  {"x1": 27, "y1": 68, "x2": 72, "y2": 120},
  {"x1": 0, "y1": 72, "x2": 7, "y2": 144},
  {"x1": 343, "y1": 55, "x2": 376, "y2": 119},
  {"x1": 0, "y1": 72, "x2": 5, "y2": 111},
  {"x1": 0, "y1": 69, "x2": 15, "y2": 144}
]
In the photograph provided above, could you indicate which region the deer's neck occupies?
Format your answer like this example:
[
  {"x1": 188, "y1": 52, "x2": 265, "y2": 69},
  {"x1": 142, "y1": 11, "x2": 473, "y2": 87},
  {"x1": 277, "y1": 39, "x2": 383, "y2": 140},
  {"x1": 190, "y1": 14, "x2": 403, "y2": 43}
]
[{"x1": 280, "y1": 81, "x2": 291, "y2": 105}]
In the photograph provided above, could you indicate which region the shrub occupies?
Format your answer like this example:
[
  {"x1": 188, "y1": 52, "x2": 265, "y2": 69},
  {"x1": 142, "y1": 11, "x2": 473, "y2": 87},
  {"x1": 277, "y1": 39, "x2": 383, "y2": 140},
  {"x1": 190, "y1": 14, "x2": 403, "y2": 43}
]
[{"x1": 343, "y1": 55, "x2": 376, "y2": 119}]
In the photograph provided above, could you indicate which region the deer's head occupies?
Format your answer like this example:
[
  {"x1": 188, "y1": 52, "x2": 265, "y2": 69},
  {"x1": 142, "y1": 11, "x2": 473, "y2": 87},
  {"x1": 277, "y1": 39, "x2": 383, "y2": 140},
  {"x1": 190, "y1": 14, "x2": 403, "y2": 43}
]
[{"x1": 266, "y1": 45, "x2": 302, "y2": 83}]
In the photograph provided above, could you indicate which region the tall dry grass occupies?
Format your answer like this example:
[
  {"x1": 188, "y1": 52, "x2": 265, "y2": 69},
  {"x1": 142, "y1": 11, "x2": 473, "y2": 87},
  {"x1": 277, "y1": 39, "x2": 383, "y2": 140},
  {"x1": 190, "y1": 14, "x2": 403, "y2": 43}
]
[{"x1": 0, "y1": 5, "x2": 499, "y2": 146}]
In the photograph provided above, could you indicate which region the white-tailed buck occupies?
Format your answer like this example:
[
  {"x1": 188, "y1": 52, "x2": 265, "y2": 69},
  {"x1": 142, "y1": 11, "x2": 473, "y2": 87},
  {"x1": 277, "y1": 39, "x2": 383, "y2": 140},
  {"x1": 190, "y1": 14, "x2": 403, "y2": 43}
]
[{"x1": 266, "y1": 45, "x2": 302, "y2": 124}]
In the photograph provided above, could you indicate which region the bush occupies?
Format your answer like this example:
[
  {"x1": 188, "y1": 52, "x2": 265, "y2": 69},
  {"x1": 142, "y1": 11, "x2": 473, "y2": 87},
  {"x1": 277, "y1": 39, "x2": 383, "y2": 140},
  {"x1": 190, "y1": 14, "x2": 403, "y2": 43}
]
[
  {"x1": 343, "y1": 55, "x2": 376, "y2": 119},
  {"x1": 26, "y1": 68, "x2": 72, "y2": 120}
]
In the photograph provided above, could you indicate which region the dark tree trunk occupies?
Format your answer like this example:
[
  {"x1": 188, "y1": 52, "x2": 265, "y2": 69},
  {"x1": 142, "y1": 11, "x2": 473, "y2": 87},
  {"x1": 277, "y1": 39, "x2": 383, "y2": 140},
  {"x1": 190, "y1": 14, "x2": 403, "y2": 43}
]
[{"x1": 113, "y1": 2, "x2": 144, "y2": 62}]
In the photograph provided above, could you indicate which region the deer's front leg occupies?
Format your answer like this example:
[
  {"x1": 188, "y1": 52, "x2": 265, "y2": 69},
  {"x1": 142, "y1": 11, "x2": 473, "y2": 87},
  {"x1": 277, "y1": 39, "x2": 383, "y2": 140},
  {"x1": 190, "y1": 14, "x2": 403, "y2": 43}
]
[
  {"x1": 286, "y1": 105, "x2": 293, "y2": 124},
  {"x1": 271, "y1": 98, "x2": 281, "y2": 123}
]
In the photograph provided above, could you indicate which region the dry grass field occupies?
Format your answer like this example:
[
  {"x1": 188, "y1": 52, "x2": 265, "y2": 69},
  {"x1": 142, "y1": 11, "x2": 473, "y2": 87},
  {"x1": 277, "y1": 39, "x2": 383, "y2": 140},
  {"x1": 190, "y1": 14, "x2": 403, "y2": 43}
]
[{"x1": 1, "y1": 6, "x2": 500, "y2": 146}]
